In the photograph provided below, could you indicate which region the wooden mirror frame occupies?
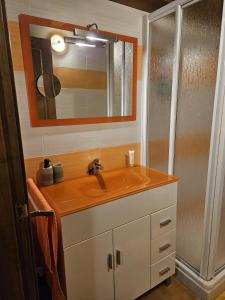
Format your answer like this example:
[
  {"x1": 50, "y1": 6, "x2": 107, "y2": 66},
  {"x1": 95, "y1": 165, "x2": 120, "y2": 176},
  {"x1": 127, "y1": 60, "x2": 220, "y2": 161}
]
[{"x1": 19, "y1": 14, "x2": 137, "y2": 127}]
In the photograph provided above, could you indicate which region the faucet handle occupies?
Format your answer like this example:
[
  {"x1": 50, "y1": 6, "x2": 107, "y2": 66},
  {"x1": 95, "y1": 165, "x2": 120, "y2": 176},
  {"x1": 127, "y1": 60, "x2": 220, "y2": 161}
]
[
  {"x1": 93, "y1": 158, "x2": 101, "y2": 164},
  {"x1": 96, "y1": 162, "x2": 104, "y2": 170},
  {"x1": 94, "y1": 158, "x2": 104, "y2": 170},
  {"x1": 87, "y1": 158, "x2": 104, "y2": 175}
]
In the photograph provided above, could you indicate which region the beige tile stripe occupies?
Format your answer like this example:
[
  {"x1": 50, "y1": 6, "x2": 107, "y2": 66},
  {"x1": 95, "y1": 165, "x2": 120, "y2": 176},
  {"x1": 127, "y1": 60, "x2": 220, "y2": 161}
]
[
  {"x1": 53, "y1": 67, "x2": 107, "y2": 90},
  {"x1": 8, "y1": 20, "x2": 143, "y2": 81},
  {"x1": 8, "y1": 20, "x2": 24, "y2": 70},
  {"x1": 137, "y1": 44, "x2": 143, "y2": 81},
  {"x1": 25, "y1": 143, "x2": 140, "y2": 182}
]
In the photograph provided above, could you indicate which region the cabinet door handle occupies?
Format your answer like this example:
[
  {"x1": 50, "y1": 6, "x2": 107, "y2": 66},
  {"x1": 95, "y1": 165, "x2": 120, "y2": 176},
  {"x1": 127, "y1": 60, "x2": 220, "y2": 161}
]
[
  {"x1": 159, "y1": 243, "x2": 171, "y2": 252},
  {"x1": 159, "y1": 267, "x2": 170, "y2": 276},
  {"x1": 160, "y1": 219, "x2": 172, "y2": 227},
  {"x1": 116, "y1": 250, "x2": 121, "y2": 266},
  {"x1": 107, "y1": 254, "x2": 113, "y2": 270}
]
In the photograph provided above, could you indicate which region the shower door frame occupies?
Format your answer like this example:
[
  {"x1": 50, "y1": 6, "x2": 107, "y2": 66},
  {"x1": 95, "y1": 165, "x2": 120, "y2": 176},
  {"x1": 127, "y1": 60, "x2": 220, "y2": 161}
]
[{"x1": 141, "y1": 0, "x2": 225, "y2": 281}]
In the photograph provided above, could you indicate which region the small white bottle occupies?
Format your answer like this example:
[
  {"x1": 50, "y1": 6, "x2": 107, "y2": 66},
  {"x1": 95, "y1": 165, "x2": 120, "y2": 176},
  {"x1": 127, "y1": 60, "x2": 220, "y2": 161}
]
[{"x1": 128, "y1": 150, "x2": 135, "y2": 167}]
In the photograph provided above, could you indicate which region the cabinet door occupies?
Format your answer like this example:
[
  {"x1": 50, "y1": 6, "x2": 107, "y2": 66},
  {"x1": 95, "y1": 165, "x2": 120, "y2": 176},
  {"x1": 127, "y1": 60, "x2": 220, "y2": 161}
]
[
  {"x1": 64, "y1": 231, "x2": 114, "y2": 300},
  {"x1": 114, "y1": 216, "x2": 150, "y2": 300}
]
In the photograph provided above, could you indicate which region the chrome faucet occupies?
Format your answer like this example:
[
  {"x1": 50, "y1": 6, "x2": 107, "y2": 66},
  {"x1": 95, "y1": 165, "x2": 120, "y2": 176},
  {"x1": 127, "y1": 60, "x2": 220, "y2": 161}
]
[{"x1": 87, "y1": 158, "x2": 104, "y2": 176}]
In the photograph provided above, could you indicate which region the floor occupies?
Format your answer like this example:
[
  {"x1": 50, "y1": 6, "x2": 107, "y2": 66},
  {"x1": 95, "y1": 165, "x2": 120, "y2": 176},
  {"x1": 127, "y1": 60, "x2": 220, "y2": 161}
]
[
  {"x1": 39, "y1": 274, "x2": 225, "y2": 300},
  {"x1": 139, "y1": 277, "x2": 200, "y2": 300},
  {"x1": 218, "y1": 292, "x2": 225, "y2": 300},
  {"x1": 139, "y1": 277, "x2": 225, "y2": 300}
]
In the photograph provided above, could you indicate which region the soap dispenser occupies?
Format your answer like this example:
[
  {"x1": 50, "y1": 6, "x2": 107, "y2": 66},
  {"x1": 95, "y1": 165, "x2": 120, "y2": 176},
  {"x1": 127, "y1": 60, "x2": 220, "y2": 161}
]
[
  {"x1": 40, "y1": 159, "x2": 54, "y2": 186},
  {"x1": 53, "y1": 162, "x2": 64, "y2": 183}
]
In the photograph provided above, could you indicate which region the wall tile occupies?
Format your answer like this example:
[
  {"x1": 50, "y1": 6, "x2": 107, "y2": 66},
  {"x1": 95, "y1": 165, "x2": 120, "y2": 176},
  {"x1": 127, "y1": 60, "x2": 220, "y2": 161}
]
[
  {"x1": 43, "y1": 130, "x2": 103, "y2": 156},
  {"x1": 5, "y1": 0, "x2": 31, "y2": 20},
  {"x1": 25, "y1": 143, "x2": 140, "y2": 181},
  {"x1": 21, "y1": 135, "x2": 44, "y2": 158},
  {"x1": 29, "y1": 0, "x2": 145, "y2": 41}
]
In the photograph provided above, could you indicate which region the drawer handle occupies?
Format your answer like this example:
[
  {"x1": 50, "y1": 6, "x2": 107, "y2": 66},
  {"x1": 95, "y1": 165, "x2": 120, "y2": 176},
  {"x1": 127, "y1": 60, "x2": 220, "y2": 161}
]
[
  {"x1": 116, "y1": 250, "x2": 121, "y2": 266},
  {"x1": 159, "y1": 243, "x2": 171, "y2": 252},
  {"x1": 107, "y1": 254, "x2": 113, "y2": 270},
  {"x1": 159, "y1": 267, "x2": 170, "y2": 276},
  {"x1": 160, "y1": 219, "x2": 172, "y2": 227}
]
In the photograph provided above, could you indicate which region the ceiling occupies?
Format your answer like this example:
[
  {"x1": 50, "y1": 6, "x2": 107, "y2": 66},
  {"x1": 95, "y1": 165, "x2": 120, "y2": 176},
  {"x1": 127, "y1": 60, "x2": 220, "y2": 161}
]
[{"x1": 109, "y1": 0, "x2": 174, "y2": 12}]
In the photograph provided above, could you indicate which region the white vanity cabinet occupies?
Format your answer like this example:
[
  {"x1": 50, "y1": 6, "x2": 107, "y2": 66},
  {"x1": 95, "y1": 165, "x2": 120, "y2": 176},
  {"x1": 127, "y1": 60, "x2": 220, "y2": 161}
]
[
  {"x1": 61, "y1": 182, "x2": 177, "y2": 300},
  {"x1": 64, "y1": 216, "x2": 150, "y2": 300}
]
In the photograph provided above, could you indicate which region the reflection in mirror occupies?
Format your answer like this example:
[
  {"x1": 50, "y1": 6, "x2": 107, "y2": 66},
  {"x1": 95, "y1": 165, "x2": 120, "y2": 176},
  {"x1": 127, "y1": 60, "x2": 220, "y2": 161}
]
[
  {"x1": 37, "y1": 73, "x2": 61, "y2": 98},
  {"x1": 29, "y1": 23, "x2": 134, "y2": 120}
]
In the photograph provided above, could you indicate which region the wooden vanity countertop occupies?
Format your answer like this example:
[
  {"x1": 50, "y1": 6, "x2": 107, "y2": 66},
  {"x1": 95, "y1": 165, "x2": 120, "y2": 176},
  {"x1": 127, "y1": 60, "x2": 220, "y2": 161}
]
[{"x1": 40, "y1": 165, "x2": 179, "y2": 217}]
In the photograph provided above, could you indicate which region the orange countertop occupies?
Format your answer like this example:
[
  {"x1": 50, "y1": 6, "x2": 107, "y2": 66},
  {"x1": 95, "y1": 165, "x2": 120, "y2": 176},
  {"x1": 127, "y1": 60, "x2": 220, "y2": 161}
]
[{"x1": 40, "y1": 166, "x2": 179, "y2": 217}]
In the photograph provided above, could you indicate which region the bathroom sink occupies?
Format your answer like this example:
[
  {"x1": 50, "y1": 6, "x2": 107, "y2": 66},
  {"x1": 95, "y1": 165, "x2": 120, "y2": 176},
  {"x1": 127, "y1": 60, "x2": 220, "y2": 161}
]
[
  {"x1": 77, "y1": 168, "x2": 151, "y2": 198},
  {"x1": 40, "y1": 165, "x2": 178, "y2": 216}
]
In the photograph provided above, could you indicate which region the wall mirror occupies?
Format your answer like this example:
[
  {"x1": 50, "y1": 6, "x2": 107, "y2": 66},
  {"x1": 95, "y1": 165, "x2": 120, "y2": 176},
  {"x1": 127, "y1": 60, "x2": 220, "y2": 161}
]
[{"x1": 19, "y1": 15, "x2": 137, "y2": 126}]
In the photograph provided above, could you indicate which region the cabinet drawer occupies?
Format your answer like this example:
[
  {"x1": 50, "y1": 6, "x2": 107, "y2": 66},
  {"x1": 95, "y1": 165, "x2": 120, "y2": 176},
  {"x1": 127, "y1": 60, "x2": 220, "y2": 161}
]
[
  {"x1": 150, "y1": 253, "x2": 175, "y2": 289},
  {"x1": 151, "y1": 205, "x2": 176, "y2": 239},
  {"x1": 151, "y1": 230, "x2": 176, "y2": 264}
]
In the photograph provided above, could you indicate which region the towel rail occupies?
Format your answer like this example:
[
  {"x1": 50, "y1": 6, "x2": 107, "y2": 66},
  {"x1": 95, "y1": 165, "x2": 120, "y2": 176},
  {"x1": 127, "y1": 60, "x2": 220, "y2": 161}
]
[
  {"x1": 28, "y1": 193, "x2": 54, "y2": 218},
  {"x1": 30, "y1": 210, "x2": 54, "y2": 217}
]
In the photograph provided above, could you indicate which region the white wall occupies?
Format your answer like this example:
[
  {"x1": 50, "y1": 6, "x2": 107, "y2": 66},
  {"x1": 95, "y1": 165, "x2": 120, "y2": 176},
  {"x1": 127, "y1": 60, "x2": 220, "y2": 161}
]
[
  {"x1": 5, "y1": 0, "x2": 145, "y2": 158},
  {"x1": 55, "y1": 89, "x2": 108, "y2": 118}
]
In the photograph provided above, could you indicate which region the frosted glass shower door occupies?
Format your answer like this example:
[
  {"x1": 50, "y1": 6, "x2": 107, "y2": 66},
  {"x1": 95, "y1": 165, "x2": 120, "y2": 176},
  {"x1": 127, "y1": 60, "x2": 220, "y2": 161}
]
[
  {"x1": 147, "y1": 0, "x2": 223, "y2": 274},
  {"x1": 147, "y1": 13, "x2": 176, "y2": 173},
  {"x1": 174, "y1": 0, "x2": 223, "y2": 271}
]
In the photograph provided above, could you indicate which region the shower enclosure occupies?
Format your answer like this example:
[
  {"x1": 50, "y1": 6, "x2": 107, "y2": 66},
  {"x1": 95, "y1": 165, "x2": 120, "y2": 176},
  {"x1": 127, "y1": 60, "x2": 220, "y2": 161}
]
[{"x1": 143, "y1": 0, "x2": 225, "y2": 298}]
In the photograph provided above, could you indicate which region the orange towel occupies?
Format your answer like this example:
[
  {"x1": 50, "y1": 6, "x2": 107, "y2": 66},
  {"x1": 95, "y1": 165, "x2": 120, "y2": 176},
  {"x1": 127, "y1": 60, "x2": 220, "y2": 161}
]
[{"x1": 27, "y1": 178, "x2": 66, "y2": 300}]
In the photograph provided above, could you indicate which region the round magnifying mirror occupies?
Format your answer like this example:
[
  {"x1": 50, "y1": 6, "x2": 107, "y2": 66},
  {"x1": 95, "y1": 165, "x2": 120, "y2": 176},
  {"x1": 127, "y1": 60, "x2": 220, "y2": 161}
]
[{"x1": 36, "y1": 73, "x2": 61, "y2": 98}]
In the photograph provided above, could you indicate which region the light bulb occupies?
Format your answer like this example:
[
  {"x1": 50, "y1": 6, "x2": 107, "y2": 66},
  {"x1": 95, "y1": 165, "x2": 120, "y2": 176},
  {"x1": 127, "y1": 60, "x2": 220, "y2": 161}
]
[{"x1": 51, "y1": 34, "x2": 66, "y2": 53}]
